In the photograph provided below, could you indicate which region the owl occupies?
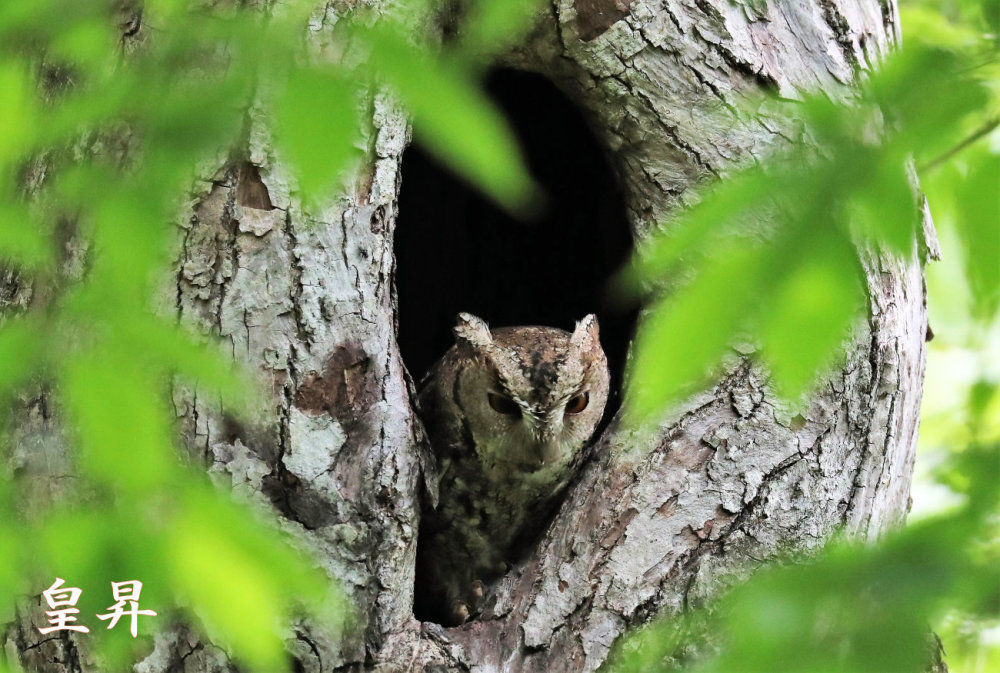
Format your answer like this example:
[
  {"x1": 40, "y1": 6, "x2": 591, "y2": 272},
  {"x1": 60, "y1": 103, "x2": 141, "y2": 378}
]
[{"x1": 413, "y1": 312, "x2": 610, "y2": 626}]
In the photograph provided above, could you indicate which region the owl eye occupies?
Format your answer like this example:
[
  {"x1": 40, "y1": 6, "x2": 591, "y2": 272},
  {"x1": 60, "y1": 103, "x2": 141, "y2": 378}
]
[
  {"x1": 565, "y1": 392, "x2": 589, "y2": 415},
  {"x1": 488, "y1": 392, "x2": 521, "y2": 417}
]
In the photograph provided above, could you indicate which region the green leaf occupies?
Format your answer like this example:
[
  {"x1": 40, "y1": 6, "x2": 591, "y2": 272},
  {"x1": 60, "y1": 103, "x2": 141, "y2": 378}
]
[
  {"x1": 165, "y1": 486, "x2": 343, "y2": 673},
  {"x1": 363, "y1": 22, "x2": 537, "y2": 212},
  {"x1": 457, "y1": 0, "x2": 544, "y2": 57},
  {"x1": 0, "y1": 0, "x2": 108, "y2": 40},
  {"x1": 181, "y1": 485, "x2": 345, "y2": 618},
  {"x1": 86, "y1": 184, "x2": 173, "y2": 297},
  {"x1": 48, "y1": 16, "x2": 114, "y2": 74},
  {"x1": 954, "y1": 149, "x2": 1000, "y2": 320},
  {"x1": 900, "y1": 7, "x2": 985, "y2": 48},
  {"x1": 0, "y1": 478, "x2": 26, "y2": 626},
  {"x1": 627, "y1": 241, "x2": 770, "y2": 422},
  {"x1": 0, "y1": 317, "x2": 45, "y2": 398},
  {"x1": 985, "y1": 0, "x2": 1000, "y2": 32},
  {"x1": 169, "y1": 518, "x2": 287, "y2": 671},
  {"x1": 0, "y1": 61, "x2": 37, "y2": 175},
  {"x1": 966, "y1": 380, "x2": 1000, "y2": 443},
  {"x1": 848, "y1": 148, "x2": 919, "y2": 256},
  {"x1": 621, "y1": 168, "x2": 778, "y2": 294},
  {"x1": 113, "y1": 315, "x2": 259, "y2": 416},
  {"x1": 610, "y1": 504, "x2": 995, "y2": 673},
  {"x1": 37, "y1": 506, "x2": 172, "y2": 670},
  {"x1": 273, "y1": 66, "x2": 361, "y2": 204},
  {"x1": 875, "y1": 48, "x2": 988, "y2": 162},
  {"x1": 142, "y1": 75, "x2": 249, "y2": 160},
  {"x1": 0, "y1": 206, "x2": 53, "y2": 269},
  {"x1": 757, "y1": 226, "x2": 864, "y2": 399},
  {"x1": 61, "y1": 349, "x2": 180, "y2": 493}
]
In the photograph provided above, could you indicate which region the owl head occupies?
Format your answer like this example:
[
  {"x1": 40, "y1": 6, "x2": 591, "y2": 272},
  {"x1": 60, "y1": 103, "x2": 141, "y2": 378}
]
[{"x1": 450, "y1": 312, "x2": 610, "y2": 476}]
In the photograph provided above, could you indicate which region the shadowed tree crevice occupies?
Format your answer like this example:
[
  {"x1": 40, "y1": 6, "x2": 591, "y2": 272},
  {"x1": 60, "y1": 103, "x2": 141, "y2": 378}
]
[
  {"x1": 395, "y1": 67, "x2": 638, "y2": 627},
  {"x1": 394, "y1": 68, "x2": 637, "y2": 406}
]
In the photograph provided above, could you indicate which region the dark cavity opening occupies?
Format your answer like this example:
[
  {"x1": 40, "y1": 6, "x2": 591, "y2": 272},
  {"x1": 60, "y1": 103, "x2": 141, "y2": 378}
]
[
  {"x1": 397, "y1": 68, "x2": 636, "y2": 625},
  {"x1": 394, "y1": 68, "x2": 636, "y2": 404}
]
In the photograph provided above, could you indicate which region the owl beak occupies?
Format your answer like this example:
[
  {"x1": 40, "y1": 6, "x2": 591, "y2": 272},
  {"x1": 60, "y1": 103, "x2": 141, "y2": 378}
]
[
  {"x1": 522, "y1": 413, "x2": 564, "y2": 468},
  {"x1": 536, "y1": 421, "x2": 564, "y2": 467},
  {"x1": 538, "y1": 439, "x2": 562, "y2": 467}
]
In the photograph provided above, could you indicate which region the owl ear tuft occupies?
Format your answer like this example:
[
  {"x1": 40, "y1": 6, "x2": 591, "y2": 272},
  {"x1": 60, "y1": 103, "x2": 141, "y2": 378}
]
[
  {"x1": 570, "y1": 314, "x2": 600, "y2": 349},
  {"x1": 454, "y1": 313, "x2": 493, "y2": 351}
]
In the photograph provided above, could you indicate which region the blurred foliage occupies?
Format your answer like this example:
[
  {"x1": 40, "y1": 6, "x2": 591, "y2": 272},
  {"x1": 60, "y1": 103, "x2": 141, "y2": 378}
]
[
  {"x1": 910, "y1": 4, "x2": 1000, "y2": 670},
  {"x1": 613, "y1": 0, "x2": 998, "y2": 672},
  {"x1": 611, "y1": 442, "x2": 998, "y2": 673},
  {"x1": 0, "y1": 0, "x2": 996, "y2": 672},
  {"x1": 0, "y1": 1, "x2": 542, "y2": 671},
  {"x1": 621, "y1": 39, "x2": 997, "y2": 420}
]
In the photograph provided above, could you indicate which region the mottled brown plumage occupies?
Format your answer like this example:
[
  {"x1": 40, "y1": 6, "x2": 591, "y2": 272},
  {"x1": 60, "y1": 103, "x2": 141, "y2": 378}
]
[{"x1": 414, "y1": 313, "x2": 610, "y2": 625}]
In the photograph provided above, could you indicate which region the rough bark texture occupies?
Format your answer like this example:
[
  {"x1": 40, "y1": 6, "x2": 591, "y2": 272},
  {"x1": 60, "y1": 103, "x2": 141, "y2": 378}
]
[{"x1": 4, "y1": 1, "x2": 932, "y2": 672}]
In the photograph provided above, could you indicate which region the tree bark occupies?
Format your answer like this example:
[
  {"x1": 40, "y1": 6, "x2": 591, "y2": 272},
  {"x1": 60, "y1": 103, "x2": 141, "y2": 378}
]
[{"x1": 5, "y1": 1, "x2": 932, "y2": 672}]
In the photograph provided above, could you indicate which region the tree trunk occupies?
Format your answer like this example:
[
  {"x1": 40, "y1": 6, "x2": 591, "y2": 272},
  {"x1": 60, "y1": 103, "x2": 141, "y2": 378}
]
[{"x1": 6, "y1": 1, "x2": 932, "y2": 672}]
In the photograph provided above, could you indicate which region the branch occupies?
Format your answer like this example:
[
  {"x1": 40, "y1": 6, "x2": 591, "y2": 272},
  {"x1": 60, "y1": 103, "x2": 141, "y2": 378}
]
[{"x1": 918, "y1": 116, "x2": 1000, "y2": 173}]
